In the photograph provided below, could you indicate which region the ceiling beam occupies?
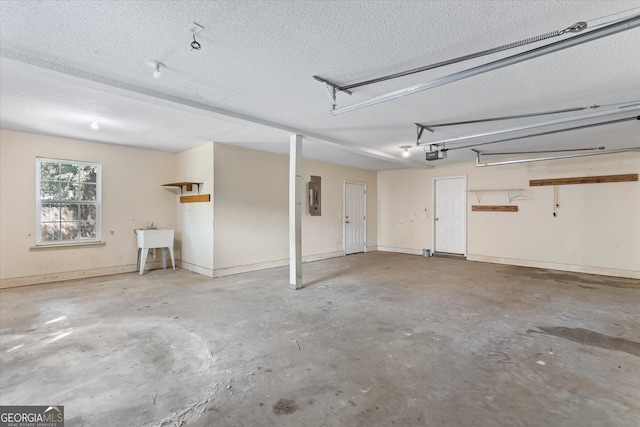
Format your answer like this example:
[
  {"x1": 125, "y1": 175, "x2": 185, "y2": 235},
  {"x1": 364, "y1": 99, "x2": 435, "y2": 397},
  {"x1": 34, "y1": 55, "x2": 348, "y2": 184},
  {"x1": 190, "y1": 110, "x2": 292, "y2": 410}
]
[{"x1": 0, "y1": 51, "x2": 424, "y2": 168}]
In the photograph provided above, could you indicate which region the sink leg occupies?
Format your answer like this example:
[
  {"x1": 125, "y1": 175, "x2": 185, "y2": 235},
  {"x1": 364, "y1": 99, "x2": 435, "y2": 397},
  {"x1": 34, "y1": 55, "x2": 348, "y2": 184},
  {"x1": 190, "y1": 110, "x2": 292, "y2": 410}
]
[
  {"x1": 139, "y1": 248, "x2": 149, "y2": 275},
  {"x1": 169, "y1": 246, "x2": 175, "y2": 271},
  {"x1": 162, "y1": 248, "x2": 167, "y2": 269}
]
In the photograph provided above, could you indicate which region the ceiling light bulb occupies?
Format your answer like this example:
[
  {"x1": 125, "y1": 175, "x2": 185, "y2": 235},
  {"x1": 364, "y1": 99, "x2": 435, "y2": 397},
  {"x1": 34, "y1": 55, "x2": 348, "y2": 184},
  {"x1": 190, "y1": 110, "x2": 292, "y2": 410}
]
[
  {"x1": 90, "y1": 120, "x2": 99, "y2": 130},
  {"x1": 151, "y1": 61, "x2": 164, "y2": 79},
  {"x1": 400, "y1": 146, "x2": 411, "y2": 157}
]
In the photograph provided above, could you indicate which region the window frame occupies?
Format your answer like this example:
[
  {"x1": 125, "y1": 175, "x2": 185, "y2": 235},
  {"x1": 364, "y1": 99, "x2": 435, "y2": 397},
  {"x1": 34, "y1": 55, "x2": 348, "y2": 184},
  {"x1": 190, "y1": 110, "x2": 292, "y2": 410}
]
[{"x1": 36, "y1": 157, "x2": 102, "y2": 246}]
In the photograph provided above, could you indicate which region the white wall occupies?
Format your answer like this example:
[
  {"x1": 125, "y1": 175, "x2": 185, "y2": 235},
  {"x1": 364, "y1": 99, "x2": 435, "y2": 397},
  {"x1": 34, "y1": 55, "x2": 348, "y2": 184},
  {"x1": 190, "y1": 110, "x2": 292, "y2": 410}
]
[
  {"x1": 378, "y1": 152, "x2": 640, "y2": 279},
  {"x1": 212, "y1": 142, "x2": 377, "y2": 277},
  {"x1": 0, "y1": 129, "x2": 177, "y2": 287},
  {"x1": 176, "y1": 142, "x2": 214, "y2": 276}
]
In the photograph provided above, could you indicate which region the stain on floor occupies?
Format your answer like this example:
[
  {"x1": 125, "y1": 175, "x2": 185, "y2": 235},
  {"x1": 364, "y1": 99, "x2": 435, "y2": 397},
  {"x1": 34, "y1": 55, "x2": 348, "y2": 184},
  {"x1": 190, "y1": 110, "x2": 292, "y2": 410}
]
[
  {"x1": 533, "y1": 326, "x2": 640, "y2": 357},
  {"x1": 272, "y1": 398, "x2": 298, "y2": 415}
]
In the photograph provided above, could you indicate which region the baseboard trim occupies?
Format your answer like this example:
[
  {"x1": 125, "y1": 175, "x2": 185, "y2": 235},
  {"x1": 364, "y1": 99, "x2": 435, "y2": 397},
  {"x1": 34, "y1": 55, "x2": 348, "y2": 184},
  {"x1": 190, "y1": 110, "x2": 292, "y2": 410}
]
[
  {"x1": 0, "y1": 260, "x2": 181, "y2": 289},
  {"x1": 213, "y1": 259, "x2": 287, "y2": 278},
  {"x1": 467, "y1": 255, "x2": 640, "y2": 279},
  {"x1": 180, "y1": 260, "x2": 213, "y2": 278},
  {"x1": 377, "y1": 246, "x2": 423, "y2": 256},
  {"x1": 303, "y1": 250, "x2": 344, "y2": 263},
  {"x1": 213, "y1": 251, "x2": 346, "y2": 278}
]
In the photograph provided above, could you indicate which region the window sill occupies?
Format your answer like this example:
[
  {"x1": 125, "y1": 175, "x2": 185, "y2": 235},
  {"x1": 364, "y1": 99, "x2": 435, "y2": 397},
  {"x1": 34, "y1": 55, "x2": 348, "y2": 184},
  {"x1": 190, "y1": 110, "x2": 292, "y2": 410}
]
[{"x1": 30, "y1": 242, "x2": 106, "y2": 251}]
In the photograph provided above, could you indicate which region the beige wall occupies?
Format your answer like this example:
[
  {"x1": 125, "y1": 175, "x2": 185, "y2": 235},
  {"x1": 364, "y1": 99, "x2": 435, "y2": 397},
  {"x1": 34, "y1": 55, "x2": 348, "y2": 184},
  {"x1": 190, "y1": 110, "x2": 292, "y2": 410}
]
[
  {"x1": 302, "y1": 158, "x2": 378, "y2": 258},
  {"x1": 176, "y1": 142, "x2": 214, "y2": 276},
  {"x1": 0, "y1": 132, "x2": 377, "y2": 286},
  {"x1": 0, "y1": 129, "x2": 177, "y2": 287},
  {"x1": 378, "y1": 152, "x2": 640, "y2": 278},
  {"x1": 212, "y1": 142, "x2": 377, "y2": 276},
  {"x1": 5, "y1": 128, "x2": 632, "y2": 285},
  {"x1": 377, "y1": 168, "x2": 431, "y2": 254}
]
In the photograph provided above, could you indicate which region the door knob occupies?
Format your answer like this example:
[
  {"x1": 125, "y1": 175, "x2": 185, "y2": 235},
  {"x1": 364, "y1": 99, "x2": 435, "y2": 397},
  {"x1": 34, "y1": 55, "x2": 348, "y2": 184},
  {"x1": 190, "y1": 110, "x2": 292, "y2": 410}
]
[
  {"x1": 435, "y1": 218, "x2": 439, "y2": 221},
  {"x1": 345, "y1": 221, "x2": 350, "y2": 223}
]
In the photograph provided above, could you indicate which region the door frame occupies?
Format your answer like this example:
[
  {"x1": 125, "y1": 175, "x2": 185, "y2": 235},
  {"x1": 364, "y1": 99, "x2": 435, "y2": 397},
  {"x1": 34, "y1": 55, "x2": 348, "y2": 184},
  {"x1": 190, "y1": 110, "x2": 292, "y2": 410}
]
[
  {"x1": 432, "y1": 175, "x2": 467, "y2": 256},
  {"x1": 344, "y1": 180, "x2": 367, "y2": 254}
]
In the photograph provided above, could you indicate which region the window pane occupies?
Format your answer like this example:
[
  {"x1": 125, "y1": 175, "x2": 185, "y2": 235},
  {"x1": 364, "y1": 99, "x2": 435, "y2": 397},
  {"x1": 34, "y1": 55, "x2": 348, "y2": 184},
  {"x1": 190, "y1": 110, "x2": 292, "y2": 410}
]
[
  {"x1": 80, "y1": 204, "x2": 96, "y2": 220},
  {"x1": 41, "y1": 203, "x2": 60, "y2": 221},
  {"x1": 61, "y1": 204, "x2": 79, "y2": 221},
  {"x1": 41, "y1": 181, "x2": 61, "y2": 200},
  {"x1": 61, "y1": 222, "x2": 79, "y2": 240},
  {"x1": 40, "y1": 161, "x2": 60, "y2": 181},
  {"x1": 60, "y1": 181, "x2": 79, "y2": 200},
  {"x1": 37, "y1": 158, "x2": 100, "y2": 244},
  {"x1": 80, "y1": 221, "x2": 96, "y2": 239},
  {"x1": 60, "y1": 163, "x2": 79, "y2": 182},
  {"x1": 41, "y1": 223, "x2": 60, "y2": 241},
  {"x1": 79, "y1": 183, "x2": 97, "y2": 201},
  {"x1": 79, "y1": 165, "x2": 97, "y2": 183}
]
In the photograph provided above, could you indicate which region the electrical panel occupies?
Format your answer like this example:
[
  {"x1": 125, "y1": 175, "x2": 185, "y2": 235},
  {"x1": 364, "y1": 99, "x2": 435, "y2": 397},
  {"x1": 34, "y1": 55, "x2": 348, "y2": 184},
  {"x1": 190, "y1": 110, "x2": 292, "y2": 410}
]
[{"x1": 309, "y1": 175, "x2": 321, "y2": 216}]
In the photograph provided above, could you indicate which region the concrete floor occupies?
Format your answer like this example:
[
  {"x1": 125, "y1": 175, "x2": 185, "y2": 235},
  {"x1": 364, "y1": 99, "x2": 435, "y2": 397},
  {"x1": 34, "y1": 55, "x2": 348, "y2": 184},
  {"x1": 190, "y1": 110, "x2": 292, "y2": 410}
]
[{"x1": 1, "y1": 252, "x2": 639, "y2": 426}]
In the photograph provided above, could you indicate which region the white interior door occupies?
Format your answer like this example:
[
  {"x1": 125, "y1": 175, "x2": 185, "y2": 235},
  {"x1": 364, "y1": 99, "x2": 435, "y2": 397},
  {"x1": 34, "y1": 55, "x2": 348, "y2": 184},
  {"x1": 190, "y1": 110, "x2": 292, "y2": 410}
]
[
  {"x1": 345, "y1": 182, "x2": 366, "y2": 254},
  {"x1": 434, "y1": 176, "x2": 466, "y2": 255}
]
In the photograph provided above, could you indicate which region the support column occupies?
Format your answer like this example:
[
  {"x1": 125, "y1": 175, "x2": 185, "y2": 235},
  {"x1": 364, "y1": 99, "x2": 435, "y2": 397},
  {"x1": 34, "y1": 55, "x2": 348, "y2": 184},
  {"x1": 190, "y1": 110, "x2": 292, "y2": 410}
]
[{"x1": 289, "y1": 134, "x2": 303, "y2": 290}]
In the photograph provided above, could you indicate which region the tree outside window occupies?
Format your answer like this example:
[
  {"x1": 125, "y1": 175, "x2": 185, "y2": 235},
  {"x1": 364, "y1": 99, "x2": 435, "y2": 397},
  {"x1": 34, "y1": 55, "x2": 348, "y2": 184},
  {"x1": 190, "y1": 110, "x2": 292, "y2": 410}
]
[{"x1": 37, "y1": 158, "x2": 101, "y2": 244}]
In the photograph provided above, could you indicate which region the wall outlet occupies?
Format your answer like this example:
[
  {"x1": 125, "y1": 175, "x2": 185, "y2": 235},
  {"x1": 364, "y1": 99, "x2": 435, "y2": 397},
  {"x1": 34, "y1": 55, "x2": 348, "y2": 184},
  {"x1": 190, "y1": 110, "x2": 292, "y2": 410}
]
[{"x1": 129, "y1": 213, "x2": 136, "y2": 221}]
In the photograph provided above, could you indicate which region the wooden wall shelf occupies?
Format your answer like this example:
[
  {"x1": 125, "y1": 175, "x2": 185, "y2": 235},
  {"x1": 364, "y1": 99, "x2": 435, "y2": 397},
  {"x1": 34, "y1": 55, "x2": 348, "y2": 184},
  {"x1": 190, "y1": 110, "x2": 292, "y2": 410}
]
[
  {"x1": 180, "y1": 194, "x2": 211, "y2": 203},
  {"x1": 472, "y1": 205, "x2": 518, "y2": 212},
  {"x1": 163, "y1": 182, "x2": 210, "y2": 203},
  {"x1": 162, "y1": 182, "x2": 202, "y2": 194},
  {"x1": 530, "y1": 174, "x2": 638, "y2": 187}
]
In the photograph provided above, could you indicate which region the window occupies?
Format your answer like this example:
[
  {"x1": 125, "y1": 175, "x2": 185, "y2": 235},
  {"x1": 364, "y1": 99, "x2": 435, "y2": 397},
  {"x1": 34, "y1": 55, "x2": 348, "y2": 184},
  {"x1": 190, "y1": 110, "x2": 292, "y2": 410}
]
[{"x1": 36, "y1": 157, "x2": 101, "y2": 245}]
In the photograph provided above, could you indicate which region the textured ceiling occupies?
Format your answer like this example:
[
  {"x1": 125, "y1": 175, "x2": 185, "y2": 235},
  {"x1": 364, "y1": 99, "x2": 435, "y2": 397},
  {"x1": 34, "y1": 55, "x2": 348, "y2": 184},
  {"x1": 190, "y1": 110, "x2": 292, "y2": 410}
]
[{"x1": 1, "y1": 0, "x2": 639, "y2": 170}]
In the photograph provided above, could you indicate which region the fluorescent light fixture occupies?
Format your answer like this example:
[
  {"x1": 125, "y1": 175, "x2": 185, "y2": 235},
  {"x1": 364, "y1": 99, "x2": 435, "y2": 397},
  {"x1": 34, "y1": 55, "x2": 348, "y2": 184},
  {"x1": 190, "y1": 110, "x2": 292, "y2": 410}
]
[
  {"x1": 330, "y1": 14, "x2": 640, "y2": 116},
  {"x1": 418, "y1": 105, "x2": 640, "y2": 146}
]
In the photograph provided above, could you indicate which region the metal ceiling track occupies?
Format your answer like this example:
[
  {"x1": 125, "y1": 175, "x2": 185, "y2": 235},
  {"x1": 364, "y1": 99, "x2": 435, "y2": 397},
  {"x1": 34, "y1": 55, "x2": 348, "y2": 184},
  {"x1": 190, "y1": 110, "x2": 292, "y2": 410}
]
[
  {"x1": 325, "y1": 14, "x2": 640, "y2": 116},
  {"x1": 314, "y1": 20, "x2": 586, "y2": 104},
  {"x1": 439, "y1": 115, "x2": 639, "y2": 153},
  {"x1": 416, "y1": 106, "x2": 594, "y2": 139},
  {"x1": 417, "y1": 99, "x2": 640, "y2": 137},
  {"x1": 474, "y1": 146, "x2": 640, "y2": 167},
  {"x1": 417, "y1": 105, "x2": 640, "y2": 147}
]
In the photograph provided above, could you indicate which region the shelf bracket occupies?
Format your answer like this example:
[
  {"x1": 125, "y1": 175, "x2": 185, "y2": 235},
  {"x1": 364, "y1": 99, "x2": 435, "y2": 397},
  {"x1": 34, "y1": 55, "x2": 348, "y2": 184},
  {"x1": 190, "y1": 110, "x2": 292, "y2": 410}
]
[{"x1": 162, "y1": 182, "x2": 202, "y2": 195}]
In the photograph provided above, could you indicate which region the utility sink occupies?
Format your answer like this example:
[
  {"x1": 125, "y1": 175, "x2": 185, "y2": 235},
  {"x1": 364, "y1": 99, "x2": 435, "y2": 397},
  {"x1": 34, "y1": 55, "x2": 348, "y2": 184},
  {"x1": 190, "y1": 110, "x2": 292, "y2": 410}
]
[{"x1": 135, "y1": 229, "x2": 175, "y2": 275}]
